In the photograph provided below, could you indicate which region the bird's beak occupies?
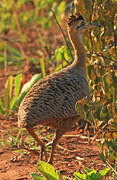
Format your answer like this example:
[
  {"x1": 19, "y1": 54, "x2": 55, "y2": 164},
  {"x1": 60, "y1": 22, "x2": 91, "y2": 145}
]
[{"x1": 86, "y1": 23, "x2": 102, "y2": 29}]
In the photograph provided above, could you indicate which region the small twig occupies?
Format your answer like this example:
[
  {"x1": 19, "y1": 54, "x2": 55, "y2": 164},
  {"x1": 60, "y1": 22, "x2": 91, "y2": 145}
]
[
  {"x1": 51, "y1": 9, "x2": 74, "y2": 63},
  {"x1": 101, "y1": 65, "x2": 117, "y2": 69},
  {"x1": 90, "y1": 51, "x2": 117, "y2": 64},
  {"x1": 106, "y1": 160, "x2": 117, "y2": 176},
  {"x1": 89, "y1": 0, "x2": 96, "y2": 49}
]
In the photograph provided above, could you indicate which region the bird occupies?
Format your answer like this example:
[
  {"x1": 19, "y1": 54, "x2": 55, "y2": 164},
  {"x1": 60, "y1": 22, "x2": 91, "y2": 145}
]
[{"x1": 18, "y1": 13, "x2": 100, "y2": 164}]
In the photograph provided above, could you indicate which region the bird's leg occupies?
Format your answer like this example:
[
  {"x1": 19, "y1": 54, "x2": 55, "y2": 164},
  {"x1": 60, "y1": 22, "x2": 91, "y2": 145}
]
[
  {"x1": 48, "y1": 117, "x2": 79, "y2": 164},
  {"x1": 48, "y1": 129, "x2": 64, "y2": 164},
  {"x1": 26, "y1": 127, "x2": 47, "y2": 161}
]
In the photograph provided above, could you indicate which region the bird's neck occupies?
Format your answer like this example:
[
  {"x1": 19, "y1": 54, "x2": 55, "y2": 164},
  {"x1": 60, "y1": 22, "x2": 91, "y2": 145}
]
[{"x1": 69, "y1": 32, "x2": 86, "y2": 75}]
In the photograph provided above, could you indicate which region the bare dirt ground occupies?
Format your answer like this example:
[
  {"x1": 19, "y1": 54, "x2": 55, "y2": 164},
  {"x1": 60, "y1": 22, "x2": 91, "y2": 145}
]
[{"x1": 0, "y1": 116, "x2": 105, "y2": 180}]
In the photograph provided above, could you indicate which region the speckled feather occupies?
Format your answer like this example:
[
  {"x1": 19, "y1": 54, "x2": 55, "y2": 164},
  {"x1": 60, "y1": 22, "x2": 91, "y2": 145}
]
[{"x1": 18, "y1": 65, "x2": 89, "y2": 129}]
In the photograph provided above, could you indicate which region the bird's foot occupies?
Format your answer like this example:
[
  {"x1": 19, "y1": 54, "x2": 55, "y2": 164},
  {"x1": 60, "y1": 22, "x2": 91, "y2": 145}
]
[
  {"x1": 47, "y1": 153, "x2": 53, "y2": 165},
  {"x1": 47, "y1": 159, "x2": 53, "y2": 165},
  {"x1": 40, "y1": 145, "x2": 47, "y2": 162}
]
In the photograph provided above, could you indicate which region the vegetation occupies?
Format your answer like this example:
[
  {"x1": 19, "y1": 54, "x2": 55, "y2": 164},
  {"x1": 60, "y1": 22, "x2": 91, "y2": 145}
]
[
  {"x1": 31, "y1": 161, "x2": 110, "y2": 180},
  {"x1": 0, "y1": 0, "x2": 117, "y2": 179}
]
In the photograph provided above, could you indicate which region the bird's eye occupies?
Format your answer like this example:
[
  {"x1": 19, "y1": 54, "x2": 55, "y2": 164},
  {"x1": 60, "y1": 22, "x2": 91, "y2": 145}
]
[
  {"x1": 79, "y1": 21, "x2": 85, "y2": 27},
  {"x1": 76, "y1": 21, "x2": 85, "y2": 30},
  {"x1": 81, "y1": 21, "x2": 85, "y2": 26}
]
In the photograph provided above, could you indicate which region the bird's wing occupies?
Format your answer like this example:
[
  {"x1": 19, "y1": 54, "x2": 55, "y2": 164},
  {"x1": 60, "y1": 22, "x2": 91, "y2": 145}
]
[{"x1": 25, "y1": 71, "x2": 89, "y2": 119}]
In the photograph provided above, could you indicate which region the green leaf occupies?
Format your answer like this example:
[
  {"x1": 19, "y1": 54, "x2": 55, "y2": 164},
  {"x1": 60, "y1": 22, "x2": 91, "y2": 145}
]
[
  {"x1": 0, "y1": 56, "x2": 4, "y2": 62},
  {"x1": 31, "y1": 172, "x2": 46, "y2": 180},
  {"x1": 10, "y1": 96, "x2": 17, "y2": 110},
  {"x1": 74, "y1": 168, "x2": 109, "y2": 180},
  {"x1": 14, "y1": 74, "x2": 42, "y2": 109},
  {"x1": 10, "y1": 74, "x2": 22, "y2": 110},
  {"x1": 37, "y1": 161, "x2": 60, "y2": 180},
  {"x1": 7, "y1": 46, "x2": 22, "y2": 57},
  {"x1": 87, "y1": 170, "x2": 98, "y2": 180},
  {"x1": 0, "y1": 97, "x2": 5, "y2": 114},
  {"x1": 56, "y1": 49, "x2": 63, "y2": 61},
  {"x1": 14, "y1": 74, "x2": 22, "y2": 96},
  {"x1": 57, "y1": 1, "x2": 66, "y2": 15},
  {"x1": 98, "y1": 168, "x2": 110, "y2": 177},
  {"x1": 40, "y1": 58, "x2": 46, "y2": 78},
  {"x1": 64, "y1": 46, "x2": 71, "y2": 61},
  {"x1": 21, "y1": 74, "x2": 42, "y2": 94},
  {"x1": 74, "y1": 172, "x2": 86, "y2": 179},
  {"x1": 13, "y1": 91, "x2": 27, "y2": 111}
]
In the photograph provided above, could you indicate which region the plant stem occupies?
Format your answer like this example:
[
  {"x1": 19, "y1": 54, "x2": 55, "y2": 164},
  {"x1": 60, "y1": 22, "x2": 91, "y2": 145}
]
[
  {"x1": 51, "y1": 9, "x2": 73, "y2": 63},
  {"x1": 90, "y1": 51, "x2": 117, "y2": 64}
]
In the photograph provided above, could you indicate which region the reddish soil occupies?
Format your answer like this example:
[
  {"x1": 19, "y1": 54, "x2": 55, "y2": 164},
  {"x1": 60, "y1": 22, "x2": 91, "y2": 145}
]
[{"x1": 0, "y1": 117, "x2": 105, "y2": 180}]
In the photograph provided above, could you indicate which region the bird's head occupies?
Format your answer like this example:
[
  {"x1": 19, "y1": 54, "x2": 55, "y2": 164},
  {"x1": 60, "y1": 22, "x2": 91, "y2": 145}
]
[{"x1": 67, "y1": 14, "x2": 100, "y2": 38}]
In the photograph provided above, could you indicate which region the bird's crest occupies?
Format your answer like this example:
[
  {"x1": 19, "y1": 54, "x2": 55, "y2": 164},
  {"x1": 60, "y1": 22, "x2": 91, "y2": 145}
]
[{"x1": 68, "y1": 14, "x2": 84, "y2": 26}]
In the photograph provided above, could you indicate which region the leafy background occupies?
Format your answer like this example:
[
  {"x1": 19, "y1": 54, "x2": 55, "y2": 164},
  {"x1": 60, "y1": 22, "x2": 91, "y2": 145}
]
[{"x1": 0, "y1": 0, "x2": 117, "y2": 179}]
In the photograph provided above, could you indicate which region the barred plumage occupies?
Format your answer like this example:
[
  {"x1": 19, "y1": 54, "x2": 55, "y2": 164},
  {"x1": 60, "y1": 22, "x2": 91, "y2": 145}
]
[
  {"x1": 18, "y1": 14, "x2": 99, "y2": 164},
  {"x1": 18, "y1": 67, "x2": 89, "y2": 128}
]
